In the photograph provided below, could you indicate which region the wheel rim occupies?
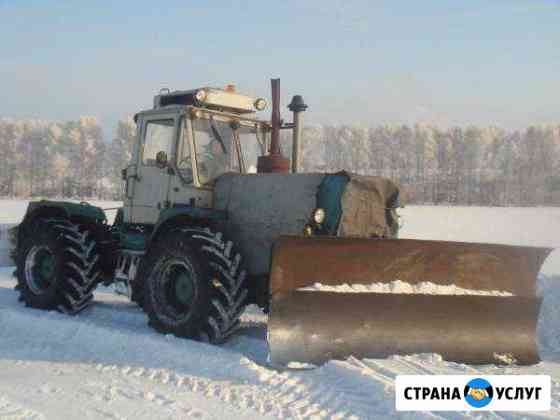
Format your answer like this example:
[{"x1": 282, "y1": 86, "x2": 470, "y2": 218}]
[
  {"x1": 154, "y1": 258, "x2": 198, "y2": 322},
  {"x1": 25, "y1": 245, "x2": 56, "y2": 295}
]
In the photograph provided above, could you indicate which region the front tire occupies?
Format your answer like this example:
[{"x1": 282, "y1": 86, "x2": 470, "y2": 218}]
[
  {"x1": 141, "y1": 227, "x2": 248, "y2": 343},
  {"x1": 16, "y1": 218, "x2": 101, "y2": 314}
]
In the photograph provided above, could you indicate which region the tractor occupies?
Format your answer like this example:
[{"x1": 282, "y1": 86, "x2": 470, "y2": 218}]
[{"x1": 13, "y1": 79, "x2": 551, "y2": 366}]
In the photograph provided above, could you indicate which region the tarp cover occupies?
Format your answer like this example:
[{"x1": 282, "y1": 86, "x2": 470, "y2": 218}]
[{"x1": 337, "y1": 172, "x2": 400, "y2": 238}]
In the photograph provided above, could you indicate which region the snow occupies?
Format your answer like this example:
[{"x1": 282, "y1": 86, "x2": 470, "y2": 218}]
[
  {"x1": 538, "y1": 275, "x2": 560, "y2": 354},
  {"x1": 0, "y1": 201, "x2": 559, "y2": 419},
  {"x1": 301, "y1": 280, "x2": 514, "y2": 296}
]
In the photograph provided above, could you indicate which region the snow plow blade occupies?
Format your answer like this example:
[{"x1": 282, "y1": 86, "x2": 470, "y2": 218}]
[{"x1": 267, "y1": 236, "x2": 552, "y2": 366}]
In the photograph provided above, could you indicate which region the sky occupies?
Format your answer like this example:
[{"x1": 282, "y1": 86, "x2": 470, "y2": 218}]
[{"x1": 1, "y1": 0, "x2": 559, "y2": 138}]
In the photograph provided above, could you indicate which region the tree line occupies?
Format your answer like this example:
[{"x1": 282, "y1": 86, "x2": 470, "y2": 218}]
[
  {"x1": 0, "y1": 116, "x2": 559, "y2": 206},
  {"x1": 298, "y1": 124, "x2": 560, "y2": 206},
  {"x1": 0, "y1": 117, "x2": 135, "y2": 200}
]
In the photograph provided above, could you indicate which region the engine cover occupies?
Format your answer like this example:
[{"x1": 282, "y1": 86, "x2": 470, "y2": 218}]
[{"x1": 214, "y1": 173, "x2": 324, "y2": 276}]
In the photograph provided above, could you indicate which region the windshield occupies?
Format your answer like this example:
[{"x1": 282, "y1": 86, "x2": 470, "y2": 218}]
[{"x1": 192, "y1": 117, "x2": 265, "y2": 184}]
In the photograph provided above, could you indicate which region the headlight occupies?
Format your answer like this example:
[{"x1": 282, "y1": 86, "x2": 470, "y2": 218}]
[
  {"x1": 195, "y1": 89, "x2": 207, "y2": 102},
  {"x1": 254, "y1": 98, "x2": 267, "y2": 111},
  {"x1": 313, "y1": 208, "x2": 326, "y2": 224},
  {"x1": 303, "y1": 224, "x2": 313, "y2": 236}
]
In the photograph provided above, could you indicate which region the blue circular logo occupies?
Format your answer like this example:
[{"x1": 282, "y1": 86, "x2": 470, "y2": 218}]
[{"x1": 464, "y1": 378, "x2": 493, "y2": 408}]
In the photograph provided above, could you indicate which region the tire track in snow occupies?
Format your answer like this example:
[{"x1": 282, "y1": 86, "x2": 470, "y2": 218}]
[
  {"x1": 0, "y1": 284, "x2": 390, "y2": 419},
  {"x1": 2, "y1": 276, "x2": 560, "y2": 419},
  {"x1": 350, "y1": 357, "x2": 518, "y2": 420},
  {"x1": 0, "y1": 301, "x2": 486, "y2": 420},
  {"x1": 91, "y1": 339, "x2": 402, "y2": 419},
  {"x1": 244, "y1": 361, "x2": 345, "y2": 418},
  {"x1": 108, "y1": 360, "x2": 347, "y2": 419},
  {"x1": 107, "y1": 363, "x2": 290, "y2": 418},
  {"x1": 0, "y1": 396, "x2": 45, "y2": 420},
  {"x1": 332, "y1": 357, "x2": 450, "y2": 420}
]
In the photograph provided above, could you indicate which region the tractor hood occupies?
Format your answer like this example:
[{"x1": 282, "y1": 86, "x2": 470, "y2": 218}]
[{"x1": 213, "y1": 172, "x2": 401, "y2": 277}]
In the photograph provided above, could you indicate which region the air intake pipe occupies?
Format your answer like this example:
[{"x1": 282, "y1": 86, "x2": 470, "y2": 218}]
[{"x1": 288, "y1": 94, "x2": 308, "y2": 173}]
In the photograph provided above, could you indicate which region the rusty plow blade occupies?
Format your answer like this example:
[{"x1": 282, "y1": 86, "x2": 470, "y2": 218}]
[{"x1": 267, "y1": 236, "x2": 552, "y2": 367}]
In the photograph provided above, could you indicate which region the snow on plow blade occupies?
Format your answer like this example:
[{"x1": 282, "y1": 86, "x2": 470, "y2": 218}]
[{"x1": 267, "y1": 236, "x2": 552, "y2": 366}]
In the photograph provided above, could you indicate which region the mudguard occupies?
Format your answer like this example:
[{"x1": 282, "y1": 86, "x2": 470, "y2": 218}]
[
  {"x1": 150, "y1": 206, "x2": 227, "y2": 242},
  {"x1": 15, "y1": 201, "x2": 107, "y2": 251},
  {"x1": 23, "y1": 200, "x2": 106, "y2": 224}
]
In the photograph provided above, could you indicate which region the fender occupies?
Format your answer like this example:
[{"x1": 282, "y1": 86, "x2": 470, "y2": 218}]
[
  {"x1": 150, "y1": 205, "x2": 227, "y2": 244},
  {"x1": 15, "y1": 200, "x2": 107, "y2": 256},
  {"x1": 22, "y1": 200, "x2": 107, "y2": 225}
]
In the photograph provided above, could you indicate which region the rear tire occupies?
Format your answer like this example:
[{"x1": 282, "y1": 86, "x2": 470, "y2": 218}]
[
  {"x1": 16, "y1": 218, "x2": 101, "y2": 314},
  {"x1": 141, "y1": 227, "x2": 247, "y2": 343}
]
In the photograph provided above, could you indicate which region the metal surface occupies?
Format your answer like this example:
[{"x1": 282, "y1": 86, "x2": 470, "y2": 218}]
[
  {"x1": 25, "y1": 245, "x2": 56, "y2": 295},
  {"x1": 25, "y1": 200, "x2": 107, "y2": 224},
  {"x1": 114, "y1": 250, "x2": 144, "y2": 298},
  {"x1": 152, "y1": 257, "x2": 198, "y2": 323},
  {"x1": 256, "y1": 155, "x2": 290, "y2": 173},
  {"x1": 188, "y1": 106, "x2": 269, "y2": 126},
  {"x1": 269, "y1": 78, "x2": 281, "y2": 156},
  {"x1": 288, "y1": 95, "x2": 308, "y2": 174},
  {"x1": 290, "y1": 110, "x2": 303, "y2": 174},
  {"x1": 232, "y1": 125, "x2": 246, "y2": 173},
  {"x1": 269, "y1": 236, "x2": 552, "y2": 297},
  {"x1": 128, "y1": 113, "x2": 177, "y2": 224},
  {"x1": 213, "y1": 173, "x2": 325, "y2": 276},
  {"x1": 267, "y1": 236, "x2": 552, "y2": 366},
  {"x1": 153, "y1": 87, "x2": 259, "y2": 113},
  {"x1": 257, "y1": 79, "x2": 290, "y2": 173},
  {"x1": 269, "y1": 291, "x2": 542, "y2": 366}
]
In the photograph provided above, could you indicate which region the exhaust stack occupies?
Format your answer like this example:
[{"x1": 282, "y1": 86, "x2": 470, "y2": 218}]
[{"x1": 257, "y1": 79, "x2": 290, "y2": 173}]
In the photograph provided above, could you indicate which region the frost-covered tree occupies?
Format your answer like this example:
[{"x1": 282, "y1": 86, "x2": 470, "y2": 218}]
[
  {"x1": 0, "y1": 115, "x2": 559, "y2": 205},
  {"x1": 107, "y1": 117, "x2": 137, "y2": 199}
]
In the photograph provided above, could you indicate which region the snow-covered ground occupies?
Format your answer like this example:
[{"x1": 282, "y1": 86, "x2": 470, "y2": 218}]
[{"x1": 0, "y1": 201, "x2": 559, "y2": 419}]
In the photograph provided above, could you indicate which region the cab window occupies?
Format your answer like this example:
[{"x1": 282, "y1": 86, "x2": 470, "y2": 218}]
[{"x1": 143, "y1": 119, "x2": 174, "y2": 166}]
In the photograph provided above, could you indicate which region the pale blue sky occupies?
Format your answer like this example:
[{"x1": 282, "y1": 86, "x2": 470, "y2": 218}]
[{"x1": 1, "y1": 0, "x2": 559, "y2": 136}]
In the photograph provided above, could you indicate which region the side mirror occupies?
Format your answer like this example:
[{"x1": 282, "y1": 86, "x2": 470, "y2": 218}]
[{"x1": 155, "y1": 151, "x2": 168, "y2": 168}]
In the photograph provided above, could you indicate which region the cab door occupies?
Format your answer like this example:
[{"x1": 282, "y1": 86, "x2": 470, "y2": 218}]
[{"x1": 130, "y1": 115, "x2": 177, "y2": 224}]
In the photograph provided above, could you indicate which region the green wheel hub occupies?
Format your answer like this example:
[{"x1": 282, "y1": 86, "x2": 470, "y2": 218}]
[
  {"x1": 174, "y1": 270, "x2": 195, "y2": 305},
  {"x1": 25, "y1": 245, "x2": 56, "y2": 295},
  {"x1": 156, "y1": 259, "x2": 198, "y2": 321}
]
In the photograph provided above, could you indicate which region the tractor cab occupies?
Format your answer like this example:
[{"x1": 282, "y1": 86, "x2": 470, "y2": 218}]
[{"x1": 123, "y1": 87, "x2": 271, "y2": 224}]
